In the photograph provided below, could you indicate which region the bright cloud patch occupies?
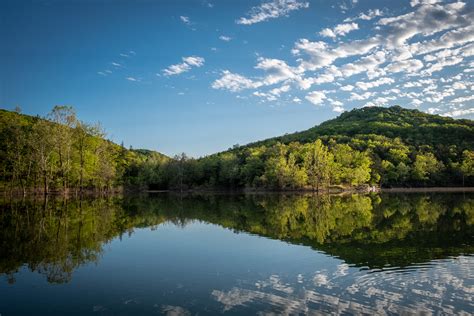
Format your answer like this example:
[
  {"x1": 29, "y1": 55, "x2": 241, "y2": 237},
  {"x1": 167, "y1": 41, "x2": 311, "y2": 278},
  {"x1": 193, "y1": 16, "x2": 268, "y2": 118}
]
[
  {"x1": 237, "y1": 0, "x2": 309, "y2": 25},
  {"x1": 163, "y1": 56, "x2": 205, "y2": 76},
  {"x1": 219, "y1": 35, "x2": 232, "y2": 42},
  {"x1": 180, "y1": 16, "x2": 191, "y2": 25},
  {"x1": 212, "y1": 71, "x2": 262, "y2": 92},
  {"x1": 320, "y1": 23, "x2": 359, "y2": 38},
  {"x1": 305, "y1": 91, "x2": 326, "y2": 105}
]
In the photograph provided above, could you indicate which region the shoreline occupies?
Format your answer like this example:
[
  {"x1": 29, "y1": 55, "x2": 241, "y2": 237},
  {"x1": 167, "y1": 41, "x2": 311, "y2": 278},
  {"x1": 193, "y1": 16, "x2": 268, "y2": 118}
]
[
  {"x1": 147, "y1": 186, "x2": 474, "y2": 194},
  {"x1": 3, "y1": 186, "x2": 474, "y2": 197},
  {"x1": 380, "y1": 187, "x2": 474, "y2": 193}
]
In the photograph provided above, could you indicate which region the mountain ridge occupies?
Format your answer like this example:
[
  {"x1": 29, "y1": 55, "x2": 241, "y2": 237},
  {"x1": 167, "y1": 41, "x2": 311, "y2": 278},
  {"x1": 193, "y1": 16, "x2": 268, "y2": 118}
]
[{"x1": 232, "y1": 105, "x2": 474, "y2": 152}]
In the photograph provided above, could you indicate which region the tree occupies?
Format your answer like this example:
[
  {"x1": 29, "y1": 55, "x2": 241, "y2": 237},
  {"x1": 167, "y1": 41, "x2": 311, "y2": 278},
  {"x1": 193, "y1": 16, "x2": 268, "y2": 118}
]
[
  {"x1": 287, "y1": 152, "x2": 307, "y2": 189},
  {"x1": 303, "y1": 140, "x2": 333, "y2": 191},
  {"x1": 460, "y1": 150, "x2": 474, "y2": 186},
  {"x1": 412, "y1": 153, "x2": 444, "y2": 185},
  {"x1": 48, "y1": 106, "x2": 77, "y2": 192},
  {"x1": 332, "y1": 144, "x2": 371, "y2": 186},
  {"x1": 31, "y1": 120, "x2": 54, "y2": 193},
  {"x1": 74, "y1": 121, "x2": 103, "y2": 192}
]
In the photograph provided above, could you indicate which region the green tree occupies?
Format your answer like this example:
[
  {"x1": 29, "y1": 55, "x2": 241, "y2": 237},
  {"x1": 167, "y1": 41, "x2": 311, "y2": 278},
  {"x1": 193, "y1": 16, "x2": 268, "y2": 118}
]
[
  {"x1": 412, "y1": 153, "x2": 444, "y2": 185},
  {"x1": 303, "y1": 140, "x2": 333, "y2": 191},
  {"x1": 460, "y1": 150, "x2": 474, "y2": 186},
  {"x1": 48, "y1": 106, "x2": 77, "y2": 192}
]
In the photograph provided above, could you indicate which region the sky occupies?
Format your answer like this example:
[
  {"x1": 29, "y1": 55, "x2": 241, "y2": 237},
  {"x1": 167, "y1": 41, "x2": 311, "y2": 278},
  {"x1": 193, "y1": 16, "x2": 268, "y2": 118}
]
[{"x1": 1, "y1": 0, "x2": 473, "y2": 157}]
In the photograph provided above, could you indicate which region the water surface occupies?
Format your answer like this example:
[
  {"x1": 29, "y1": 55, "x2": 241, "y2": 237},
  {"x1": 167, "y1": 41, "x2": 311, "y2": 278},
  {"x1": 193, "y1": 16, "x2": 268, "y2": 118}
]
[{"x1": 0, "y1": 193, "x2": 473, "y2": 315}]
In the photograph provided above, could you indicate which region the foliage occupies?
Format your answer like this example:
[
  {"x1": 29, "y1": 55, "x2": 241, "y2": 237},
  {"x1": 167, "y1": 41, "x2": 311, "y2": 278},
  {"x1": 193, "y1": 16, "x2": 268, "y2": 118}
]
[
  {"x1": 0, "y1": 108, "x2": 168, "y2": 193},
  {"x1": 1, "y1": 105, "x2": 474, "y2": 191}
]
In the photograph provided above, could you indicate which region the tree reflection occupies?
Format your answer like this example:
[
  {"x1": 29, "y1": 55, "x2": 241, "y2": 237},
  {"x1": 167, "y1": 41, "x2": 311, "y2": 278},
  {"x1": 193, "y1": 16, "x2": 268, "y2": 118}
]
[{"x1": 1, "y1": 192, "x2": 473, "y2": 283}]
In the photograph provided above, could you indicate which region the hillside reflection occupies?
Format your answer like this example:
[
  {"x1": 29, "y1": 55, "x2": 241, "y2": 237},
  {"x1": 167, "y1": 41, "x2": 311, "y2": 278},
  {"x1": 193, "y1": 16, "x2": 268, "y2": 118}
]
[{"x1": 1, "y1": 192, "x2": 473, "y2": 283}]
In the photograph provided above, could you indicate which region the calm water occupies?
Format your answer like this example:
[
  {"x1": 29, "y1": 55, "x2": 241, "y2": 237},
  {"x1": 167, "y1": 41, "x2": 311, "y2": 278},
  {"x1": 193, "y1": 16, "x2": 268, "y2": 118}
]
[{"x1": 0, "y1": 193, "x2": 473, "y2": 315}]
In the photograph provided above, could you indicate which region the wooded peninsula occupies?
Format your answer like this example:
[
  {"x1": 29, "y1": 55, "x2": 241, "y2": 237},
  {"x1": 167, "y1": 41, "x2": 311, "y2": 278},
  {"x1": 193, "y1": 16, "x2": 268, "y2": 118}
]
[{"x1": 1, "y1": 105, "x2": 473, "y2": 194}]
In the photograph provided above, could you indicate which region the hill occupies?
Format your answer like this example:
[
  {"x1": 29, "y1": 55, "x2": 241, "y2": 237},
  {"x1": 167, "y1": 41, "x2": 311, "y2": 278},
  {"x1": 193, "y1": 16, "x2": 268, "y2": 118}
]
[
  {"x1": 241, "y1": 106, "x2": 474, "y2": 152},
  {"x1": 153, "y1": 106, "x2": 473, "y2": 190}
]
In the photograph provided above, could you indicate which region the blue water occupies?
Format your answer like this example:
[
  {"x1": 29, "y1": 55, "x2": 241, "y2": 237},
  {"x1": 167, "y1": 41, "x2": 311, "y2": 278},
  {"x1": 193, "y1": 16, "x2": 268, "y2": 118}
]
[{"x1": 0, "y1": 193, "x2": 473, "y2": 315}]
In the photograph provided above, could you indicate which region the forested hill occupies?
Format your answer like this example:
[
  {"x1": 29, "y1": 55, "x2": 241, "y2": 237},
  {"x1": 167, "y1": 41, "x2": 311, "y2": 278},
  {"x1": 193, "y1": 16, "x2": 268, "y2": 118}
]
[
  {"x1": 0, "y1": 107, "x2": 168, "y2": 193},
  {"x1": 188, "y1": 105, "x2": 473, "y2": 190},
  {"x1": 241, "y1": 106, "x2": 474, "y2": 150}
]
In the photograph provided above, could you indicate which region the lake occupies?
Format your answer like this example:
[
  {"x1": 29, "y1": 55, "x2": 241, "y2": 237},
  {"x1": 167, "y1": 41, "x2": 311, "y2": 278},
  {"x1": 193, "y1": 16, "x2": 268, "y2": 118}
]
[{"x1": 0, "y1": 192, "x2": 473, "y2": 315}]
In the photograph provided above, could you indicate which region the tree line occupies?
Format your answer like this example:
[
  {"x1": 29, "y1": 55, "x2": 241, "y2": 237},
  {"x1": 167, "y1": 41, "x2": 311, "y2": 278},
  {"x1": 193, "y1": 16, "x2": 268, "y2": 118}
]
[
  {"x1": 1, "y1": 105, "x2": 474, "y2": 193},
  {"x1": 126, "y1": 137, "x2": 474, "y2": 190}
]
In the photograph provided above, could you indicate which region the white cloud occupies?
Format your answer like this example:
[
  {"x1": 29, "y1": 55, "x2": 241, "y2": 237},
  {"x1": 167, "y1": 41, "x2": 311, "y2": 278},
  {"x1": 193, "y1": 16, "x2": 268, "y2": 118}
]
[
  {"x1": 355, "y1": 77, "x2": 394, "y2": 91},
  {"x1": 340, "y1": 84, "x2": 354, "y2": 91},
  {"x1": 328, "y1": 98, "x2": 345, "y2": 112},
  {"x1": 219, "y1": 35, "x2": 232, "y2": 42},
  {"x1": 293, "y1": 97, "x2": 302, "y2": 103},
  {"x1": 180, "y1": 16, "x2": 191, "y2": 25},
  {"x1": 410, "y1": 0, "x2": 441, "y2": 7},
  {"x1": 333, "y1": 105, "x2": 345, "y2": 113},
  {"x1": 408, "y1": 25, "x2": 474, "y2": 57},
  {"x1": 305, "y1": 91, "x2": 326, "y2": 105},
  {"x1": 442, "y1": 107, "x2": 474, "y2": 117},
  {"x1": 452, "y1": 81, "x2": 467, "y2": 90},
  {"x1": 269, "y1": 84, "x2": 291, "y2": 96},
  {"x1": 385, "y1": 59, "x2": 424, "y2": 73},
  {"x1": 255, "y1": 58, "x2": 299, "y2": 85},
  {"x1": 345, "y1": 9, "x2": 383, "y2": 22},
  {"x1": 349, "y1": 92, "x2": 375, "y2": 101},
  {"x1": 320, "y1": 23, "x2": 359, "y2": 39},
  {"x1": 163, "y1": 56, "x2": 205, "y2": 76},
  {"x1": 340, "y1": 51, "x2": 386, "y2": 79},
  {"x1": 236, "y1": 0, "x2": 309, "y2": 25},
  {"x1": 253, "y1": 91, "x2": 277, "y2": 101},
  {"x1": 182, "y1": 56, "x2": 204, "y2": 67},
  {"x1": 427, "y1": 107, "x2": 441, "y2": 114},
  {"x1": 126, "y1": 77, "x2": 139, "y2": 82},
  {"x1": 212, "y1": 70, "x2": 262, "y2": 92},
  {"x1": 292, "y1": 37, "x2": 379, "y2": 71},
  {"x1": 422, "y1": 55, "x2": 463, "y2": 75},
  {"x1": 450, "y1": 95, "x2": 474, "y2": 103},
  {"x1": 378, "y1": 1, "x2": 470, "y2": 49},
  {"x1": 253, "y1": 84, "x2": 291, "y2": 101}
]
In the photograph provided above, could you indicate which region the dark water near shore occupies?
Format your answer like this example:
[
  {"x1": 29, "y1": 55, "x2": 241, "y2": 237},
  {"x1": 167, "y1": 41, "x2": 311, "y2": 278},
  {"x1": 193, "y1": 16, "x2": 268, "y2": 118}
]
[{"x1": 0, "y1": 192, "x2": 473, "y2": 315}]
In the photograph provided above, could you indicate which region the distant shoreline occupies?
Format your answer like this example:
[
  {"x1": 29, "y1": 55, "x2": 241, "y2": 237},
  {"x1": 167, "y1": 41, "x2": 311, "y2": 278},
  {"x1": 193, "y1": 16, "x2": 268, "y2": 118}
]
[
  {"x1": 3, "y1": 187, "x2": 474, "y2": 197},
  {"x1": 381, "y1": 187, "x2": 474, "y2": 193},
  {"x1": 147, "y1": 187, "x2": 474, "y2": 194}
]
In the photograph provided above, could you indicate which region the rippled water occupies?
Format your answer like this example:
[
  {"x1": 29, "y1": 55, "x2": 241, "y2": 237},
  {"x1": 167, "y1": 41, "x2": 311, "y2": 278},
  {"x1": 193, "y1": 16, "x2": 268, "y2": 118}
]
[{"x1": 0, "y1": 193, "x2": 473, "y2": 315}]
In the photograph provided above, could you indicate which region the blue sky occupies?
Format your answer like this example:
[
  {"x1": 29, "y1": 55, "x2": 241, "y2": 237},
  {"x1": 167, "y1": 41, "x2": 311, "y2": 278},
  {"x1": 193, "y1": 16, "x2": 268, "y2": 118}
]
[{"x1": 1, "y1": 0, "x2": 473, "y2": 157}]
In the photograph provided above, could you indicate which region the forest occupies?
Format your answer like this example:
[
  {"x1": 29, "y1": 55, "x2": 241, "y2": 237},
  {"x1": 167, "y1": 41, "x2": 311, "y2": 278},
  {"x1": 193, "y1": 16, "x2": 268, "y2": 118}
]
[
  {"x1": 1, "y1": 105, "x2": 473, "y2": 194},
  {"x1": 0, "y1": 107, "x2": 167, "y2": 194}
]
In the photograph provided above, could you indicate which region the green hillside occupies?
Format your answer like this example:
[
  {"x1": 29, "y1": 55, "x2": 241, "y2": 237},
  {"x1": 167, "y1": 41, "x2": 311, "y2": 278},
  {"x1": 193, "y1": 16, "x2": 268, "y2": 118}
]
[
  {"x1": 148, "y1": 106, "x2": 473, "y2": 190},
  {"x1": 243, "y1": 106, "x2": 474, "y2": 151},
  {"x1": 0, "y1": 107, "x2": 168, "y2": 193}
]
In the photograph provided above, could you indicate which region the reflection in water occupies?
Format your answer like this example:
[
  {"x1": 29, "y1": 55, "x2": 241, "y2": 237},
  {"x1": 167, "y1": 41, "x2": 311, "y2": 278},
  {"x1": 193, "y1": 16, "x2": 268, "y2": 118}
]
[
  {"x1": 212, "y1": 257, "x2": 474, "y2": 315},
  {"x1": 0, "y1": 192, "x2": 473, "y2": 314}
]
